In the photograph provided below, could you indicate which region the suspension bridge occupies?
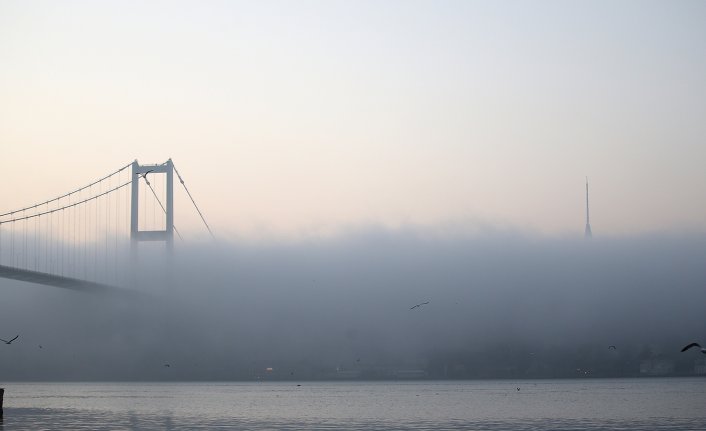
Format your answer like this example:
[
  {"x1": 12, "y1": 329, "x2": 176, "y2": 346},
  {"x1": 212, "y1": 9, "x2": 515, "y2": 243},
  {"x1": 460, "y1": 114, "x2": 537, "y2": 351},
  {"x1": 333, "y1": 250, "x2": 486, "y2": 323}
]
[{"x1": 0, "y1": 159, "x2": 212, "y2": 292}]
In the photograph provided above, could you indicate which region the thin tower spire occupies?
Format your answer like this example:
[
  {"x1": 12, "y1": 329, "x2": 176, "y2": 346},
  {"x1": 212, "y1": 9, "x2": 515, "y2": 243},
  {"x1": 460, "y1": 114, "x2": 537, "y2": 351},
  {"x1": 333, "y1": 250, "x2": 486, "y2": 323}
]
[{"x1": 584, "y1": 177, "x2": 592, "y2": 238}]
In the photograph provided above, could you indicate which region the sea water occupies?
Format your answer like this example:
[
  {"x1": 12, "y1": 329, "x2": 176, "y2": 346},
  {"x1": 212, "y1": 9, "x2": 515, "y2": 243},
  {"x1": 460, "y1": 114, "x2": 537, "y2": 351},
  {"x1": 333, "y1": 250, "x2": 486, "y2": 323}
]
[{"x1": 1, "y1": 378, "x2": 705, "y2": 430}]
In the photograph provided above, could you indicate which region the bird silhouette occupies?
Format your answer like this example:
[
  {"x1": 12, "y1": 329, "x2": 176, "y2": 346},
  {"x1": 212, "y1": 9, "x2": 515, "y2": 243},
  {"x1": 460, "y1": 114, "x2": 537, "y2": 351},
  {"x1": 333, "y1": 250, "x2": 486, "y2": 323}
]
[
  {"x1": 681, "y1": 343, "x2": 706, "y2": 354},
  {"x1": 410, "y1": 301, "x2": 430, "y2": 310},
  {"x1": 0, "y1": 335, "x2": 19, "y2": 344},
  {"x1": 608, "y1": 345, "x2": 617, "y2": 350}
]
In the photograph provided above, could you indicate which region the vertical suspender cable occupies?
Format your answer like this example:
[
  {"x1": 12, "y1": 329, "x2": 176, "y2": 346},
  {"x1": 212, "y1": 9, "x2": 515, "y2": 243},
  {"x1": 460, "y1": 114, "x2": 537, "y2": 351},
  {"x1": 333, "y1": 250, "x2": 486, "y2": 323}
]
[
  {"x1": 84, "y1": 190, "x2": 87, "y2": 279},
  {"x1": 79, "y1": 189, "x2": 82, "y2": 277},
  {"x1": 115, "y1": 171, "x2": 119, "y2": 284},
  {"x1": 106, "y1": 180, "x2": 108, "y2": 281},
  {"x1": 152, "y1": 176, "x2": 155, "y2": 229},
  {"x1": 72, "y1": 195, "x2": 76, "y2": 276},
  {"x1": 142, "y1": 179, "x2": 146, "y2": 231},
  {"x1": 22, "y1": 211, "x2": 25, "y2": 269},
  {"x1": 60, "y1": 202, "x2": 64, "y2": 276},
  {"x1": 162, "y1": 173, "x2": 165, "y2": 231},
  {"x1": 106, "y1": 177, "x2": 109, "y2": 282},
  {"x1": 22, "y1": 210, "x2": 25, "y2": 269},
  {"x1": 96, "y1": 182, "x2": 99, "y2": 281},
  {"x1": 47, "y1": 206, "x2": 54, "y2": 273},
  {"x1": 96, "y1": 185, "x2": 99, "y2": 281},
  {"x1": 11, "y1": 219, "x2": 14, "y2": 267},
  {"x1": 34, "y1": 215, "x2": 38, "y2": 271},
  {"x1": 125, "y1": 178, "x2": 129, "y2": 285}
]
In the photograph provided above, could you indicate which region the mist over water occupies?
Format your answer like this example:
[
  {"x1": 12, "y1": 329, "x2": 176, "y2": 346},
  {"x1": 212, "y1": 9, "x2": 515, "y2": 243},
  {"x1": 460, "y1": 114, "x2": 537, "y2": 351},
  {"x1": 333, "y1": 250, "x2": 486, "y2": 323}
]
[{"x1": 0, "y1": 227, "x2": 704, "y2": 381}]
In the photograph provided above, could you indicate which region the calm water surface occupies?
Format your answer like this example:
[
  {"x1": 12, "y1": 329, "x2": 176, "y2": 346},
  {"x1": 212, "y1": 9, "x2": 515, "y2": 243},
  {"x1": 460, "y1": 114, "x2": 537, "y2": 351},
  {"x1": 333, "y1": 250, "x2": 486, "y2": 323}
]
[{"x1": 1, "y1": 378, "x2": 705, "y2": 430}]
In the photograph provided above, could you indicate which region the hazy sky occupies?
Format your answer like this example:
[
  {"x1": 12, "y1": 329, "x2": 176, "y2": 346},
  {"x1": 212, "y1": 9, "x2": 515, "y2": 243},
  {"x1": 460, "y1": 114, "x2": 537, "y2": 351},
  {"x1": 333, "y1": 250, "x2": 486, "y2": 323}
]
[{"x1": 1, "y1": 0, "x2": 705, "y2": 238}]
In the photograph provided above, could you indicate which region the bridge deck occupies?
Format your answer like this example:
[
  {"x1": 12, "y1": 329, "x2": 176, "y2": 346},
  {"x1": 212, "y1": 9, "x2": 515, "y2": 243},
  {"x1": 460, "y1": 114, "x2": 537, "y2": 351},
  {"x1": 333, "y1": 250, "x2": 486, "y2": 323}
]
[{"x1": 0, "y1": 264, "x2": 128, "y2": 293}]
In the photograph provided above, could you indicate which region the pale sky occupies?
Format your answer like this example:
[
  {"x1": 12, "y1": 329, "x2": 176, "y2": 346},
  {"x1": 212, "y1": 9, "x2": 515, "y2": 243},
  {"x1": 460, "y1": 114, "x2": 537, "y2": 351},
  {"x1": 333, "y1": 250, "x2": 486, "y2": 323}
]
[{"x1": 1, "y1": 0, "x2": 705, "y2": 238}]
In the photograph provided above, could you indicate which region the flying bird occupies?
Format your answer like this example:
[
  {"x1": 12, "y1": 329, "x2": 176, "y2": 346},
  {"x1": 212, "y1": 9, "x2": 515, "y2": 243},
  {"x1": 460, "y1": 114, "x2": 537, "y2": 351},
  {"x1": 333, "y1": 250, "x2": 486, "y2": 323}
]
[
  {"x1": 681, "y1": 343, "x2": 706, "y2": 354},
  {"x1": 410, "y1": 301, "x2": 430, "y2": 310},
  {"x1": 0, "y1": 335, "x2": 19, "y2": 344},
  {"x1": 164, "y1": 363, "x2": 171, "y2": 368},
  {"x1": 608, "y1": 345, "x2": 617, "y2": 350}
]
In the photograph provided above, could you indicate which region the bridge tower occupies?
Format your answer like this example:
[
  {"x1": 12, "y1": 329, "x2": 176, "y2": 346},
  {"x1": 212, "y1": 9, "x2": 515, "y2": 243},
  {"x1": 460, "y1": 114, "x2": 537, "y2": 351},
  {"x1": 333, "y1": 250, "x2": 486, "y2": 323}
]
[{"x1": 131, "y1": 159, "x2": 174, "y2": 267}]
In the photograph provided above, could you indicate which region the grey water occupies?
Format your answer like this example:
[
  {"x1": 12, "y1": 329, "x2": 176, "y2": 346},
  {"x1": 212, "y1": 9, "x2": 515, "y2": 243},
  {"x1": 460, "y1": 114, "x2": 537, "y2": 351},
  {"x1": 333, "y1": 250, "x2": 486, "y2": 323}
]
[{"x1": 2, "y1": 378, "x2": 705, "y2": 430}]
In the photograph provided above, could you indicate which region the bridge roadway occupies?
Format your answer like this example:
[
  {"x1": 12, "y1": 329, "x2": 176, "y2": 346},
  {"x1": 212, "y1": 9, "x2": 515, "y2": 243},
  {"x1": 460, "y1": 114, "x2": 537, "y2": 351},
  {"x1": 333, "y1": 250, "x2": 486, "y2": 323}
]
[{"x1": 0, "y1": 264, "x2": 129, "y2": 294}]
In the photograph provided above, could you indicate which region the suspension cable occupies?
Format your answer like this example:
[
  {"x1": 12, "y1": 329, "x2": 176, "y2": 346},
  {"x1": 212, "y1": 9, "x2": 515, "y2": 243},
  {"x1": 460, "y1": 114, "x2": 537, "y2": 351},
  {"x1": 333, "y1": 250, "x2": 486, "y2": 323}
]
[
  {"x1": 0, "y1": 162, "x2": 132, "y2": 219},
  {"x1": 172, "y1": 163, "x2": 215, "y2": 239},
  {"x1": 0, "y1": 181, "x2": 132, "y2": 225}
]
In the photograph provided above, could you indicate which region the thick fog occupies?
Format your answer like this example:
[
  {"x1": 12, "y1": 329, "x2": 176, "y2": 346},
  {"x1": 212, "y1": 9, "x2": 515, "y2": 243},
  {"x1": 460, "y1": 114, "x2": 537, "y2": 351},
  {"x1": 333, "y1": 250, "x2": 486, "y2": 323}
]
[{"x1": 1, "y1": 227, "x2": 705, "y2": 381}]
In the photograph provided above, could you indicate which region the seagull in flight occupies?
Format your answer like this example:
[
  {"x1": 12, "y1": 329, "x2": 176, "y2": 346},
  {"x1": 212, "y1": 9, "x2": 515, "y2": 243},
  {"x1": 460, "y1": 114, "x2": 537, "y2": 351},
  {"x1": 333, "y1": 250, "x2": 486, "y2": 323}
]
[
  {"x1": 681, "y1": 343, "x2": 706, "y2": 354},
  {"x1": 410, "y1": 301, "x2": 430, "y2": 310},
  {"x1": 0, "y1": 335, "x2": 19, "y2": 344}
]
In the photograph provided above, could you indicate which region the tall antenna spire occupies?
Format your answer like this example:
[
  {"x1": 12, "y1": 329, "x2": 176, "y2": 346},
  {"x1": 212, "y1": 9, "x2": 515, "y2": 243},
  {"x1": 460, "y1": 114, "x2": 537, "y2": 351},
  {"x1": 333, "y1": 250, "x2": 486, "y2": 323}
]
[{"x1": 584, "y1": 176, "x2": 592, "y2": 238}]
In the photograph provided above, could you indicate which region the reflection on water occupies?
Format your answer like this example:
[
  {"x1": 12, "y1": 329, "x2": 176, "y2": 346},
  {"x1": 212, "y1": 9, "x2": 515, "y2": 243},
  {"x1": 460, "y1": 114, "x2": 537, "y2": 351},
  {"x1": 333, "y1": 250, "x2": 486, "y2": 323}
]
[
  {"x1": 1, "y1": 379, "x2": 705, "y2": 430},
  {"x1": 3, "y1": 409, "x2": 706, "y2": 431}
]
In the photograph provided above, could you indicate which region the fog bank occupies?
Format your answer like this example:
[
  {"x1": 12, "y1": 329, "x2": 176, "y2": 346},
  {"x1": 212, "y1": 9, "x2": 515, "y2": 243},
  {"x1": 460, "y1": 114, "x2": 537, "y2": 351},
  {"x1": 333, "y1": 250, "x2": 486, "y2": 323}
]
[{"x1": 1, "y1": 228, "x2": 704, "y2": 380}]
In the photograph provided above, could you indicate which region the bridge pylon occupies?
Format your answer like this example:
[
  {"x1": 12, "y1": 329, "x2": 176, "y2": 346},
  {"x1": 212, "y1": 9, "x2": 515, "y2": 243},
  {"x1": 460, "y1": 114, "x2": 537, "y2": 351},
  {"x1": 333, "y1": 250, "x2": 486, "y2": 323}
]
[{"x1": 130, "y1": 159, "x2": 174, "y2": 277}]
